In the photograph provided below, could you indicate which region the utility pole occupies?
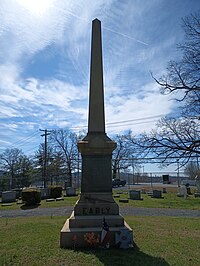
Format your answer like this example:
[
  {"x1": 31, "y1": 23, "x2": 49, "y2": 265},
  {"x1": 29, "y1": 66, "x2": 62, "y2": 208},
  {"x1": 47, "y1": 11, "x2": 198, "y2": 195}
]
[{"x1": 40, "y1": 129, "x2": 51, "y2": 188}]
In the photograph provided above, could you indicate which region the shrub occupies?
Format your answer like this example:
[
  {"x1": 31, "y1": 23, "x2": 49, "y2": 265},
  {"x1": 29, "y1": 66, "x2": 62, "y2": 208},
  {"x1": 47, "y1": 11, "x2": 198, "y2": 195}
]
[
  {"x1": 48, "y1": 186, "x2": 62, "y2": 198},
  {"x1": 22, "y1": 189, "x2": 41, "y2": 206}
]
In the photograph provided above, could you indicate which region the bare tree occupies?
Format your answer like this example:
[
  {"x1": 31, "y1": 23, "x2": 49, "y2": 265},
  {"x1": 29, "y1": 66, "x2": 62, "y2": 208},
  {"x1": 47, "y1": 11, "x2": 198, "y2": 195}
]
[
  {"x1": 112, "y1": 133, "x2": 140, "y2": 179},
  {"x1": 153, "y1": 12, "x2": 200, "y2": 120},
  {"x1": 128, "y1": 118, "x2": 200, "y2": 167},
  {"x1": 50, "y1": 129, "x2": 78, "y2": 187},
  {"x1": 136, "y1": 12, "x2": 200, "y2": 168}
]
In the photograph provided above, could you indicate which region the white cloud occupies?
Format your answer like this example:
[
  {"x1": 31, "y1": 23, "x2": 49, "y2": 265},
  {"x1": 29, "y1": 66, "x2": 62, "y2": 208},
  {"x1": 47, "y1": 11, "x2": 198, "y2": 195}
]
[
  {"x1": 0, "y1": 0, "x2": 199, "y2": 154},
  {"x1": 105, "y1": 82, "x2": 175, "y2": 134}
]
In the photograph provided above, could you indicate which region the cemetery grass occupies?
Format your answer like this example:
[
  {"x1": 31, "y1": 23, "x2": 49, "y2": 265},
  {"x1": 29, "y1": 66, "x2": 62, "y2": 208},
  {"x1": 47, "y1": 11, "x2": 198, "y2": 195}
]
[
  {"x1": 0, "y1": 216, "x2": 199, "y2": 266},
  {"x1": 1, "y1": 188, "x2": 200, "y2": 211},
  {"x1": 114, "y1": 189, "x2": 200, "y2": 210}
]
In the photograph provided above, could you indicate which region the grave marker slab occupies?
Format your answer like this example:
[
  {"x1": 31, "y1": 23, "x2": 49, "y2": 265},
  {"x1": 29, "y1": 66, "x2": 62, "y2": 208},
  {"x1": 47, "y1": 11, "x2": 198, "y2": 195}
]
[
  {"x1": 177, "y1": 186, "x2": 187, "y2": 198},
  {"x1": 2, "y1": 191, "x2": 16, "y2": 203},
  {"x1": 66, "y1": 187, "x2": 76, "y2": 196},
  {"x1": 152, "y1": 190, "x2": 164, "y2": 199},
  {"x1": 129, "y1": 190, "x2": 143, "y2": 200}
]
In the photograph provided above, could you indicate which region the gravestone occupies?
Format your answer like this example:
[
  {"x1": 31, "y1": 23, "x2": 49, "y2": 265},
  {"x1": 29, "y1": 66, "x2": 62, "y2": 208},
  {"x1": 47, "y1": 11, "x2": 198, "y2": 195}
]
[
  {"x1": 152, "y1": 190, "x2": 163, "y2": 199},
  {"x1": 119, "y1": 199, "x2": 129, "y2": 203},
  {"x1": 46, "y1": 198, "x2": 55, "y2": 202},
  {"x1": 129, "y1": 190, "x2": 143, "y2": 200},
  {"x1": 60, "y1": 19, "x2": 133, "y2": 248},
  {"x1": 56, "y1": 197, "x2": 64, "y2": 201},
  {"x1": 177, "y1": 186, "x2": 187, "y2": 198},
  {"x1": 66, "y1": 187, "x2": 76, "y2": 196},
  {"x1": 2, "y1": 191, "x2": 16, "y2": 203},
  {"x1": 162, "y1": 188, "x2": 167, "y2": 193}
]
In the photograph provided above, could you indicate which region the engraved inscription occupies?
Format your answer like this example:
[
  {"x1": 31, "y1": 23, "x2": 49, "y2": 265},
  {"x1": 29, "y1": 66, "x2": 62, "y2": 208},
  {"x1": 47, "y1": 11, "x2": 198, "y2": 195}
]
[{"x1": 82, "y1": 207, "x2": 110, "y2": 215}]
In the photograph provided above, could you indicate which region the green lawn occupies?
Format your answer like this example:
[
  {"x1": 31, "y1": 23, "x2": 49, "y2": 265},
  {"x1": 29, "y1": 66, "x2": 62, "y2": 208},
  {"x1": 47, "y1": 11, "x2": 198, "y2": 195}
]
[
  {"x1": 114, "y1": 190, "x2": 200, "y2": 210},
  {"x1": 0, "y1": 216, "x2": 199, "y2": 266},
  {"x1": 1, "y1": 188, "x2": 200, "y2": 211}
]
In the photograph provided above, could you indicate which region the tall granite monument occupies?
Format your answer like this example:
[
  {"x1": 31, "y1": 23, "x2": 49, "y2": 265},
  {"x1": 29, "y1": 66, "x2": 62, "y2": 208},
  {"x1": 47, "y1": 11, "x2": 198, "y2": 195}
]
[{"x1": 60, "y1": 18, "x2": 133, "y2": 248}]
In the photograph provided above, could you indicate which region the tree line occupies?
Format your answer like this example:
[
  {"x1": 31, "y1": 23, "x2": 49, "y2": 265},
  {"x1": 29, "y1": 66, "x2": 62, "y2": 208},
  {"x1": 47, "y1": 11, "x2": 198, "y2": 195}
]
[{"x1": 0, "y1": 131, "x2": 141, "y2": 190}]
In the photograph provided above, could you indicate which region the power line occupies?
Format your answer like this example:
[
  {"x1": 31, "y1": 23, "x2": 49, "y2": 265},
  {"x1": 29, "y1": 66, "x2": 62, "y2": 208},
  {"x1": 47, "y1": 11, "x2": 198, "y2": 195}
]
[
  {"x1": 10, "y1": 131, "x2": 38, "y2": 147},
  {"x1": 107, "y1": 120, "x2": 158, "y2": 128},
  {"x1": 106, "y1": 115, "x2": 164, "y2": 125},
  {"x1": 71, "y1": 114, "x2": 164, "y2": 130},
  {"x1": 0, "y1": 131, "x2": 39, "y2": 151}
]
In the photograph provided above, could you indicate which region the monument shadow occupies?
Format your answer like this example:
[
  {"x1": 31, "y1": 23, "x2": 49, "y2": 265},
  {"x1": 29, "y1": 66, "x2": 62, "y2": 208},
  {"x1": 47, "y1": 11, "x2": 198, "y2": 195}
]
[{"x1": 73, "y1": 248, "x2": 170, "y2": 266}]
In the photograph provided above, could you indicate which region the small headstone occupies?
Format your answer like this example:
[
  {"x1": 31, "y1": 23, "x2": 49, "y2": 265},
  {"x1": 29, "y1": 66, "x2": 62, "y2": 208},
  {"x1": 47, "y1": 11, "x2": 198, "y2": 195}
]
[
  {"x1": 119, "y1": 199, "x2": 129, "y2": 203},
  {"x1": 177, "y1": 186, "x2": 187, "y2": 198},
  {"x1": 46, "y1": 198, "x2": 55, "y2": 202},
  {"x1": 114, "y1": 195, "x2": 120, "y2": 198},
  {"x1": 66, "y1": 187, "x2": 76, "y2": 196},
  {"x1": 2, "y1": 191, "x2": 16, "y2": 203},
  {"x1": 129, "y1": 190, "x2": 143, "y2": 200},
  {"x1": 141, "y1": 188, "x2": 146, "y2": 194},
  {"x1": 163, "y1": 188, "x2": 167, "y2": 193},
  {"x1": 152, "y1": 190, "x2": 163, "y2": 199},
  {"x1": 56, "y1": 197, "x2": 64, "y2": 201},
  {"x1": 1, "y1": 203, "x2": 13, "y2": 206}
]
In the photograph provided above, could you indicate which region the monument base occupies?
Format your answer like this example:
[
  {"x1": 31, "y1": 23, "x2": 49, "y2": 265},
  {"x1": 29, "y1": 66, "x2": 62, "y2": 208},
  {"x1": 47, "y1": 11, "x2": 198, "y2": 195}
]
[
  {"x1": 60, "y1": 211, "x2": 133, "y2": 248},
  {"x1": 74, "y1": 192, "x2": 119, "y2": 215}
]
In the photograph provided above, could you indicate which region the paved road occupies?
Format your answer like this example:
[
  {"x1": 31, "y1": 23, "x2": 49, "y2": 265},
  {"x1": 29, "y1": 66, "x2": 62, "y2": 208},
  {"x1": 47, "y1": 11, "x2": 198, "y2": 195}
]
[{"x1": 0, "y1": 206, "x2": 199, "y2": 218}]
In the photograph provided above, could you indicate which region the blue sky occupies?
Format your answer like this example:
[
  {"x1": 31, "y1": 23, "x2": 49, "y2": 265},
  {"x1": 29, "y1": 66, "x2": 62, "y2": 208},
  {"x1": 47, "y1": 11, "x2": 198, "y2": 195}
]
[{"x1": 0, "y1": 0, "x2": 199, "y2": 160}]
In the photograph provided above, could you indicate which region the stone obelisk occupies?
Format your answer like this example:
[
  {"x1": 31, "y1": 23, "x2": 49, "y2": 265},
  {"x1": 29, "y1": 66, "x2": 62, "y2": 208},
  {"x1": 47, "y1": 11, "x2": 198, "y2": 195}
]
[{"x1": 60, "y1": 19, "x2": 133, "y2": 248}]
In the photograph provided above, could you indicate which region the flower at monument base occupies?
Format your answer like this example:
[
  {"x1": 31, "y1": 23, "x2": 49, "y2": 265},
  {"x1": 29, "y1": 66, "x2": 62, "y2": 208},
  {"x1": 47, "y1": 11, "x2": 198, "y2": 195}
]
[{"x1": 84, "y1": 232, "x2": 100, "y2": 246}]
